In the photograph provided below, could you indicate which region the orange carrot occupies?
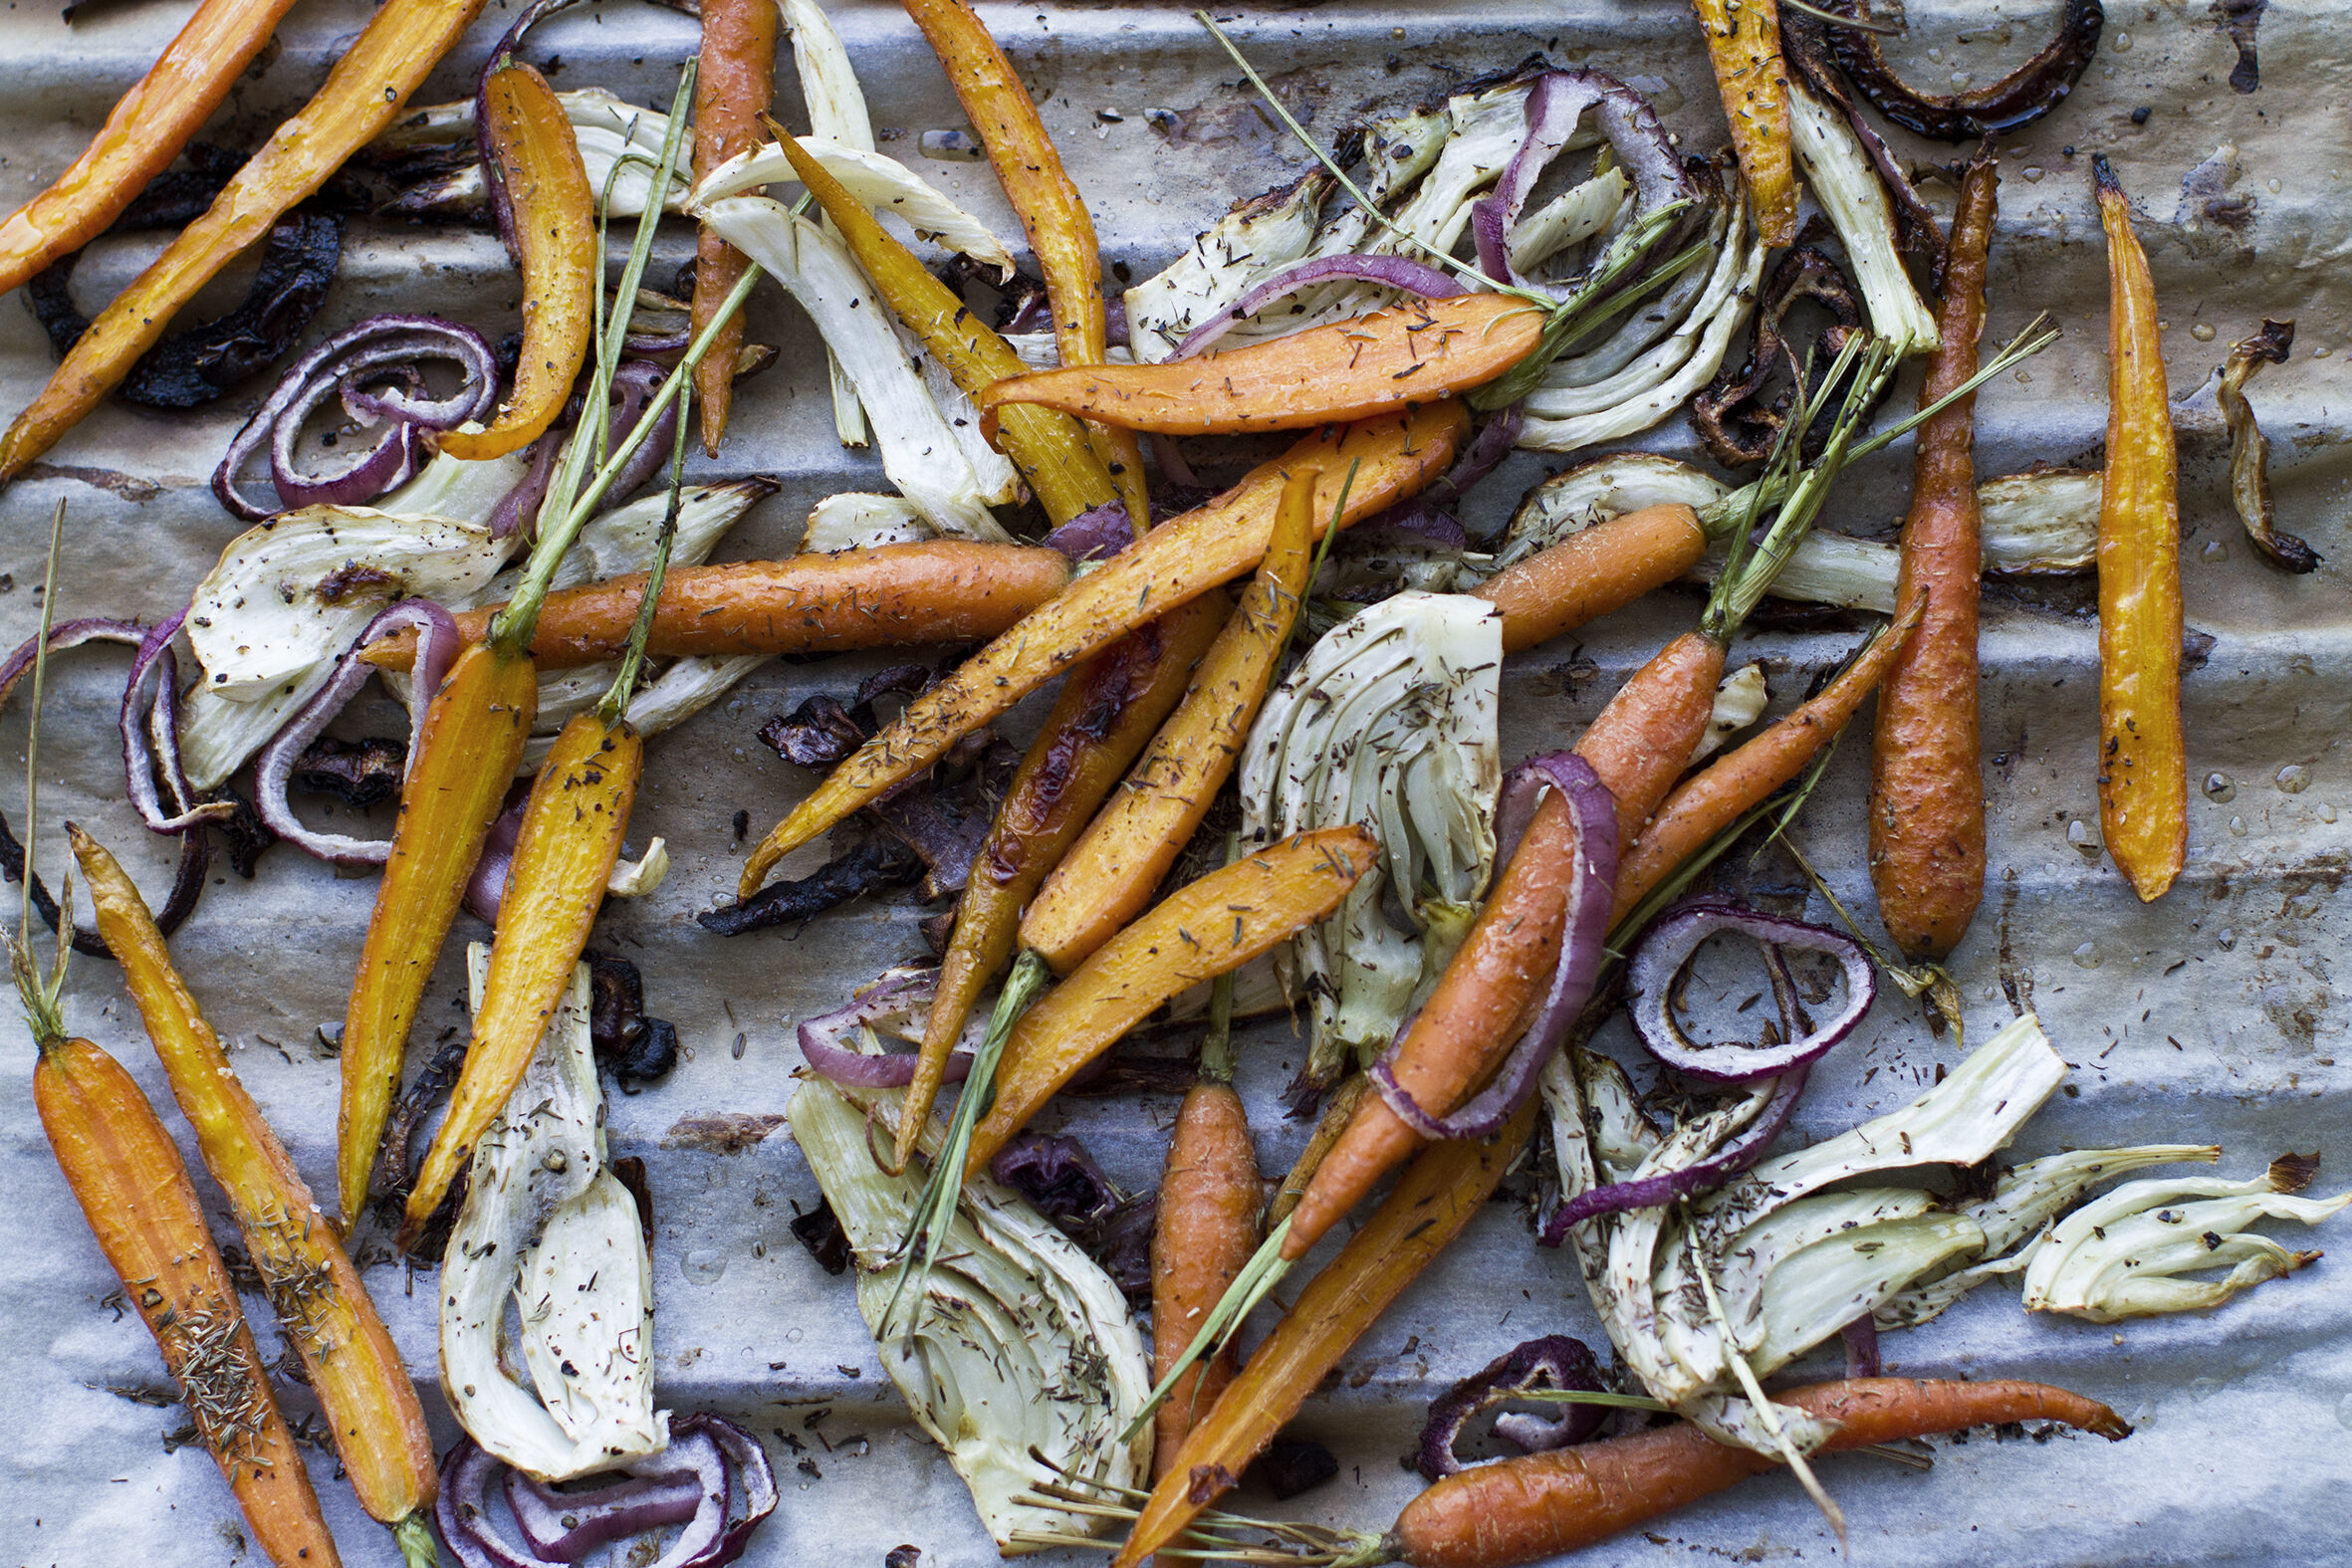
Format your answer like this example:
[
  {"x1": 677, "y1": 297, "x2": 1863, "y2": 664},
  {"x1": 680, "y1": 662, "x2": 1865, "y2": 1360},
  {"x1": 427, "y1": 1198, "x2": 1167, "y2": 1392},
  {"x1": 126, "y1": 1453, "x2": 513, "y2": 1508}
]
[
  {"x1": 2090, "y1": 153, "x2": 2186, "y2": 902},
  {"x1": 364, "y1": 544, "x2": 1072, "y2": 671},
  {"x1": 901, "y1": 594, "x2": 1227, "y2": 1169},
  {"x1": 1869, "y1": 147, "x2": 1997, "y2": 959},
  {"x1": 689, "y1": 0, "x2": 779, "y2": 454},
  {"x1": 26, "y1": 1009, "x2": 341, "y2": 1566},
  {"x1": 1477, "y1": 503, "x2": 1710, "y2": 653},
  {"x1": 76, "y1": 829, "x2": 440, "y2": 1561},
  {"x1": 965, "y1": 826, "x2": 1376, "y2": 1177},
  {"x1": 980, "y1": 295, "x2": 1545, "y2": 437},
  {"x1": 1616, "y1": 605, "x2": 1921, "y2": 924},
  {"x1": 1692, "y1": 0, "x2": 1796, "y2": 247},
  {"x1": 1388, "y1": 1377, "x2": 2130, "y2": 1568},
  {"x1": 1023, "y1": 468, "x2": 1315, "y2": 973},
  {"x1": 741, "y1": 403, "x2": 1467, "y2": 893},
  {"x1": 1113, "y1": 1100, "x2": 1536, "y2": 1567},
  {"x1": 1151, "y1": 1081, "x2": 1262, "y2": 1481}
]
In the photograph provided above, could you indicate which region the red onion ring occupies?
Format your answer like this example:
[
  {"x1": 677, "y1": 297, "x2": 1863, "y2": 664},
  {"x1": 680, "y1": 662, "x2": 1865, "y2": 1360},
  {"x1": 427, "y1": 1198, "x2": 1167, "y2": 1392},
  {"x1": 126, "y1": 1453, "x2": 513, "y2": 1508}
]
[
  {"x1": 213, "y1": 315, "x2": 499, "y2": 521},
  {"x1": 1418, "y1": 1334, "x2": 1607, "y2": 1478},
  {"x1": 488, "y1": 428, "x2": 564, "y2": 542},
  {"x1": 1472, "y1": 71, "x2": 1698, "y2": 291},
  {"x1": 121, "y1": 612, "x2": 235, "y2": 836},
  {"x1": 1537, "y1": 1067, "x2": 1807, "y2": 1243},
  {"x1": 1170, "y1": 254, "x2": 1464, "y2": 360},
  {"x1": 250, "y1": 600, "x2": 458, "y2": 867},
  {"x1": 463, "y1": 789, "x2": 531, "y2": 924},
  {"x1": 798, "y1": 969, "x2": 973, "y2": 1088},
  {"x1": 1822, "y1": 0, "x2": 2105, "y2": 141},
  {"x1": 589, "y1": 359, "x2": 677, "y2": 507},
  {"x1": 1371, "y1": 752, "x2": 1618, "y2": 1140},
  {"x1": 1625, "y1": 898, "x2": 1876, "y2": 1082},
  {"x1": 503, "y1": 1468, "x2": 704, "y2": 1561}
]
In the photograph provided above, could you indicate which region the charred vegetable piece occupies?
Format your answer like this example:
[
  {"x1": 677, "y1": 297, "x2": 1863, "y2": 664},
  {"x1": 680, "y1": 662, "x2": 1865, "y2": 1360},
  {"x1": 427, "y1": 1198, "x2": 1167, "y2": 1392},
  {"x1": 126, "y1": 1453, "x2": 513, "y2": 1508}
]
[
  {"x1": 1113, "y1": 1101, "x2": 1537, "y2": 1567},
  {"x1": 966, "y1": 826, "x2": 1377, "y2": 1174},
  {"x1": 399, "y1": 717, "x2": 642, "y2": 1243},
  {"x1": 741, "y1": 404, "x2": 1466, "y2": 891},
  {"x1": 0, "y1": 0, "x2": 494, "y2": 480},
  {"x1": 1825, "y1": 0, "x2": 2105, "y2": 141},
  {"x1": 0, "y1": 0, "x2": 299, "y2": 293},
  {"x1": 1024, "y1": 469, "x2": 1316, "y2": 973},
  {"x1": 2217, "y1": 318, "x2": 2316, "y2": 572},
  {"x1": 1691, "y1": 239, "x2": 1867, "y2": 468},
  {"x1": 75, "y1": 829, "x2": 440, "y2": 1562},
  {"x1": 2090, "y1": 154, "x2": 2186, "y2": 903},
  {"x1": 364, "y1": 545, "x2": 1074, "y2": 671},
  {"x1": 905, "y1": 596, "x2": 1227, "y2": 1171},
  {"x1": 1692, "y1": 0, "x2": 1796, "y2": 245},
  {"x1": 900, "y1": 0, "x2": 1151, "y2": 533},
  {"x1": 766, "y1": 124, "x2": 1121, "y2": 526},
  {"x1": 338, "y1": 642, "x2": 539, "y2": 1223},
  {"x1": 1869, "y1": 149, "x2": 1997, "y2": 960},
  {"x1": 688, "y1": 0, "x2": 778, "y2": 453},
  {"x1": 979, "y1": 296, "x2": 1546, "y2": 437},
  {"x1": 438, "y1": 62, "x2": 595, "y2": 462}
]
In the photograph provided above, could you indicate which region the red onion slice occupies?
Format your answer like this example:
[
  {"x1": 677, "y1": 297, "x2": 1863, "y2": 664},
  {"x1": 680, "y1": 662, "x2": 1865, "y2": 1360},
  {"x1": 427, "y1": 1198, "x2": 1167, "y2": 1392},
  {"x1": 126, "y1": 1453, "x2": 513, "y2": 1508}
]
[
  {"x1": 1042, "y1": 499, "x2": 1138, "y2": 562},
  {"x1": 1473, "y1": 70, "x2": 1698, "y2": 291},
  {"x1": 250, "y1": 600, "x2": 457, "y2": 868},
  {"x1": 0, "y1": 616, "x2": 144, "y2": 705},
  {"x1": 1417, "y1": 1334, "x2": 1607, "y2": 1478},
  {"x1": 214, "y1": 314, "x2": 499, "y2": 520},
  {"x1": 462, "y1": 790, "x2": 531, "y2": 924},
  {"x1": 671, "y1": 1414, "x2": 779, "y2": 1566},
  {"x1": 1372, "y1": 752, "x2": 1618, "y2": 1140},
  {"x1": 120, "y1": 613, "x2": 235, "y2": 836},
  {"x1": 1423, "y1": 402, "x2": 1524, "y2": 511},
  {"x1": 1625, "y1": 898, "x2": 1876, "y2": 1082},
  {"x1": 503, "y1": 1468, "x2": 703, "y2": 1562},
  {"x1": 1170, "y1": 254, "x2": 1464, "y2": 360},
  {"x1": 1841, "y1": 1313, "x2": 1882, "y2": 1380},
  {"x1": 488, "y1": 429, "x2": 563, "y2": 542},
  {"x1": 1537, "y1": 1066, "x2": 1807, "y2": 1243},
  {"x1": 596, "y1": 359, "x2": 677, "y2": 505},
  {"x1": 798, "y1": 969, "x2": 973, "y2": 1088}
]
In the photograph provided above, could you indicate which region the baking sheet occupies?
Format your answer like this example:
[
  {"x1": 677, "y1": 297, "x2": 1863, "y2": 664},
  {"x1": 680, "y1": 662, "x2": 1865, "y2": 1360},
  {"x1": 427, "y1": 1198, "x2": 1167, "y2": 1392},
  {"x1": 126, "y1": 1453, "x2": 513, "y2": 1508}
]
[{"x1": 5, "y1": 2, "x2": 2352, "y2": 1564}]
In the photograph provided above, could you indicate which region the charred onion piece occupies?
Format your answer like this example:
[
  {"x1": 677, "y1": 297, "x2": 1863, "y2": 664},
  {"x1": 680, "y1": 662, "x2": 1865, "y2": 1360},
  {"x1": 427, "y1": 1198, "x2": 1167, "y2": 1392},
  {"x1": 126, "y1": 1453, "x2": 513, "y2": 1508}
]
[
  {"x1": 1693, "y1": 237, "x2": 1869, "y2": 467},
  {"x1": 291, "y1": 736, "x2": 407, "y2": 807},
  {"x1": 586, "y1": 952, "x2": 683, "y2": 1085},
  {"x1": 699, "y1": 833, "x2": 921, "y2": 937},
  {"x1": 1823, "y1": 0, "x2": 2106, "y2": 141},
  {"x1": 1418, "y1": 1334, "x2": 1609, "y2": 1478},
  {"x1": 1625, "y1": 897, "x2": 1875, "y2": 1081},
  {"x1": 2217, "y1": 318, "x2": 2316, "y2": 572},
  {"x1": 1778, "y1": 13, "x2": 1948, "y2": 268},
  {"x1": 29, "y1": 211, "x2": 343, "y2": 410}
]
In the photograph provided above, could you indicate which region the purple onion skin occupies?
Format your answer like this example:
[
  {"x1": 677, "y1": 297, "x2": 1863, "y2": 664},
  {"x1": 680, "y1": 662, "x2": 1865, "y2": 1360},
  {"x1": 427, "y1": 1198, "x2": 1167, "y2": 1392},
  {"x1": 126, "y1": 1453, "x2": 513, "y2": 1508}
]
[
  {"x1": 1372, "y1": 752, "x2": 1618, "y2": 1140},
  {"x1": 796, "y1": 969, "x2": 972, "y2": 1087},
  {"x1": 1842, "y1": 1313, "x2": 1883, "y2": 1380},
  {"x1": 504, "y1": 1468, "x2": 704, "y2": 1560},
  {"x1": 1537, "y1": 1066, "x2": 1808, "y2": 1243},
  {"x1": 1624, "y1": 899, "x2": 1876, "y2": 1083},
  {"x1": 1417, "y1": 1335, "x2": 1608, "y2": 1479},
  {"x1": 120, "y1": 612, "x2": 234, "y2": 837},
  {"x1": 1042, "y1": 499, "x2": 1137, "y2": 562},
  {"x1": 1171, "y1": 253, "x2": 1464, "y2": 359}
]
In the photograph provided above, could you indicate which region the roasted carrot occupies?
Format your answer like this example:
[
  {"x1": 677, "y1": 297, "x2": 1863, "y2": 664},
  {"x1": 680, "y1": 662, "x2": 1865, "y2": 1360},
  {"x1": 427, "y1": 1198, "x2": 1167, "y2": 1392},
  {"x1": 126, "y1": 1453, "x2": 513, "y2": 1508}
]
[
  {"x1": 980, "y1": 295, "x2": 1546, "y2": 438},
  {"x1": 75, "y1": 829, "x2": 440, "y2": 1565},
  {"x1": 364, "y1": 545, "x2": 1073, "y2": 671},
  {"x1": 1024, "y1": 469, "x2": 1315, "y2": 973},
  {"x1": 900, "y1": 0, "x2": 1151, "y2": 534},
  {"x1": 1265, "y1": 1070, "x2": 1370, "y2": 1230},
  {"x1": 902, "y1": 595, "x2": 1227, "y2": 1169},
  {"x1": 1151, "y1": 1077, "x2": 1262, "y2": 1482},
  {"x1": 742, "y1": 403, "x2": 1466, "y2": 892},
  {"x1": 1693, "y1": 0, "x2": 1796, "y2": 247},
  {"x1": 0, "y1": 0, "x2": 489, "y2": 481},
  {"x1": 965, "y1": 826, "x2": 1376, "y2": 1177},
  {"x1": 690, "y1": 0, "x2": 779, "y2": 454},
  {"x1": 1618, "y1": 605, "x2": 1922, "y2": 924},
  {"x1": 19, "y1": 976, "x2": 340, "y2": 1565},
  {"x1": 2090, "y1": 153, "x2": 2186, "y2": 902},
  {"x1": 338, "y1": 642, "x2": 538, "y2": 1223},
  {"x1": 1478, "y1": 503, "x2": 1710, "y2": 653},
  {"x1": 1869, "y1": 147, "x2": 1997, "y2": 959},
  {"x1": 1114, "y1": 1100, "x2": 1536, "y2": 1567},
  {"x1": 765, "y1": 124, "x2": 1121, "y2": 526},
  {"x1": 1388, "y1": 1377, "x2": 2129, "y2": 1568},
  {"x1": 397, "y1": 715, "x2": 641, "y2": 1242},
  {"x1": 436, "y1": 61, "x2": 595, "y2": 462},
  {"x1": 0, "y1": 0, "x2": 299, "y2": 294}
]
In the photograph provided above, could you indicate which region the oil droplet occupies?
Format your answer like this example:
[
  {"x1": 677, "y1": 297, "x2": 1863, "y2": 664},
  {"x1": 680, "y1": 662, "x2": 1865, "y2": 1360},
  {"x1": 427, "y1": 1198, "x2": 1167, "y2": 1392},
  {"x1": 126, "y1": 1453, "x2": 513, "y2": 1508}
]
[
  {"x1": 2229, "y1": 815, "x2": 2248, "y2": 837},
  {"x1": 2277, "y1": 764, "x2": 2311, "y2": 794},
  {"x1": 2191, "y1": 323, "x2": 2218, "y2": 342},
  {"x1": 2187, "y1": 1376, "x2": 2224, "y2": 1402},
  {"x1": 2066, "y1": 818, "x2": 2101, "y2": 856},
  {"x1": 2217, "y1": 928, "x2": 2238, "y2": 951},
  {"x1": 2112, "y1": 29, "x2": 2133, "y2": 50},
  {"x1": 2267, "y1": 178, "x2": 2284, "y2": 194},
  {"x1": 2202, "y1": 539, "x2": 2228, "y2": 562},
  {"x1": 2318, "y1": 344, "x2": 2336, "y2": 359},
  {"x1": 682, "y1": 1249, "x2": 729, "y2": 1284},
  {"x1": 2072, "y1": 942, "x2": 2102, "y2": 970},
  {"x1": 1950, "y1": 71, "x2": 1973, "y2": 89},
  {"x1": 2022, "y1": 165, "x2": 2046, "y2": 183},
  {"x1": 2322, "y1": 802, "x2": 2339, "y2": 823},
  {"x1": 2204, "y1": 772, "x2": 2236, "y2": 801}
]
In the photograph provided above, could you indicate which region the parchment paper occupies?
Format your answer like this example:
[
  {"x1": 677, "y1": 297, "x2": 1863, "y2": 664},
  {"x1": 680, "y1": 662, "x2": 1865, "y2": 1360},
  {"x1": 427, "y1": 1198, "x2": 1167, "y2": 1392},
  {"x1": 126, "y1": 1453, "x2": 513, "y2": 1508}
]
[{"x1": 3, "y1": 3, "x2": 2351, "y2": 1565}]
